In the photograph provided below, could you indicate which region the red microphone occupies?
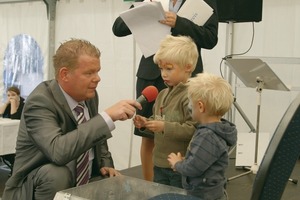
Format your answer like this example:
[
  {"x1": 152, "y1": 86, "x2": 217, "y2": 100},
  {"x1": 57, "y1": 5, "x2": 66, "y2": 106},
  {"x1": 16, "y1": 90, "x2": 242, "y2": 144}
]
[{"x1": 136, "y1": 86, "x2": 159, "y2": 104}]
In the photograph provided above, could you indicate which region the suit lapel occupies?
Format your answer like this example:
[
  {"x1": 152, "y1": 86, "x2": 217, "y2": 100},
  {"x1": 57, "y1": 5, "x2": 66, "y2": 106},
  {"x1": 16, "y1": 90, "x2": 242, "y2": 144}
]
[
  {"x1": 85, "y1": 90, "x2": 99, "y2": 118},
  {"x1": 49, "y1": 80, "x2": 77, "y2": 123}
]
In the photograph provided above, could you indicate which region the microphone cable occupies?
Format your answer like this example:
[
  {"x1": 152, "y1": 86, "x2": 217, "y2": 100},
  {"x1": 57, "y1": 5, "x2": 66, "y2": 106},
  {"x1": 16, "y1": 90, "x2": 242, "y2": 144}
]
[{"x1": 220, "y1": 22, "x2": 255, "y2": 79}]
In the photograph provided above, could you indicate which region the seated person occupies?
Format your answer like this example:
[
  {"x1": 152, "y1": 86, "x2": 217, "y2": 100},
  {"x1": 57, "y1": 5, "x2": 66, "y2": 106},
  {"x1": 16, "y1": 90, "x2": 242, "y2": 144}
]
[
  {"x1": 0, "y1": 86, "x2": 25, "y2": 172},
  {"x1": 0, "y1": 86, "x2": 25, "y2": 119}
]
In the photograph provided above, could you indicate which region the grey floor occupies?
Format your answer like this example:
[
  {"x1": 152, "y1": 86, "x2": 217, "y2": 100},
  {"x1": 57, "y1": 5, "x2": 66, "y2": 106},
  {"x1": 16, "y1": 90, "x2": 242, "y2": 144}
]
[
  {"x1": 1, "y1": 154, "x2": 300, "y2": 200},
  {"x1": 119, "y1": 157, "x2": 300, "y2": 200}
]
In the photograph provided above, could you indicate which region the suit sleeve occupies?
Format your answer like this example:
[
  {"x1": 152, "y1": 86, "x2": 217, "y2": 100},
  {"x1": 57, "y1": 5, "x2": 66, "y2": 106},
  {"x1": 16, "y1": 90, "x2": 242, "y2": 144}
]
[
  {"x1": 91, "y1": 140, "x2": 114, "y2": 176},
  {"x1": 112, "y1": 0, "x2": 144, "y2": 37},
  {"x1": 24, "y1": 88, "x2": 112, "y2": 166},
  {"x1": 112, "y1": 16, "x2": 132, "y2": 37}
]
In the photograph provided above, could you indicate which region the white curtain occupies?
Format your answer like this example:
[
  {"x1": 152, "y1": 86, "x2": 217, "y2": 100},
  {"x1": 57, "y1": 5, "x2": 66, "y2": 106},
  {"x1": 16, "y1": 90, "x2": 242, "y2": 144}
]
[{"x1": 0, "y1": 1, "x2": 48, "y2": 99}]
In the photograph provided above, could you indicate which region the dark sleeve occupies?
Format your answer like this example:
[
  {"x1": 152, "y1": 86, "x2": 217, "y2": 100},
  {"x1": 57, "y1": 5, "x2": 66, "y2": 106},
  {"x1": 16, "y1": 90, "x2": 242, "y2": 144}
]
[
  {"x1": 92, "y1": 140, "x2": 114, "y2": 176},
  {"x1": 2, "y1": 105, "x2": 10, "y2": 118},
  {"x1": 171, "y1": 0, "x2": 218, "y2": 50},
  {"x1": 112, "y1": 16, "x2": 132, "y2": 37},
  {"x1": 175, "y1": 131, "x2": 221, "y2": 177},
  {"x1": 10, "y1": 99, "x2": 25, "y2": 119},
  {"x1": 112, "y1": 0, "x2": 144, "y2": 37}
]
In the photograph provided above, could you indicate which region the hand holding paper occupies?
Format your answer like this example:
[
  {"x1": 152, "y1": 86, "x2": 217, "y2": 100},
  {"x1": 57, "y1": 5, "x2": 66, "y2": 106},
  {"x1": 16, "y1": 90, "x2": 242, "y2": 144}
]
[{"x1": 120, "y1": 1, "x2": 171, "y2": 58}]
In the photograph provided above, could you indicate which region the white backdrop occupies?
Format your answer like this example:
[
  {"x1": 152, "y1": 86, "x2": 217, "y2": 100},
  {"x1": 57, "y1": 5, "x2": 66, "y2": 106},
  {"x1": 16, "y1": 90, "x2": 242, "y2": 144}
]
[{"x1": 0, "y1": 0, "x2": 299, "y2": 170}]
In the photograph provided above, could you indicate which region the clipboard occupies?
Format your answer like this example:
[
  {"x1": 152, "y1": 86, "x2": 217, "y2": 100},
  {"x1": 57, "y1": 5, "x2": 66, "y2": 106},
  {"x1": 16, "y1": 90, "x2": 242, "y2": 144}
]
[{"x1": 177, "y1": 0, "x2": 213, "y2": 26}]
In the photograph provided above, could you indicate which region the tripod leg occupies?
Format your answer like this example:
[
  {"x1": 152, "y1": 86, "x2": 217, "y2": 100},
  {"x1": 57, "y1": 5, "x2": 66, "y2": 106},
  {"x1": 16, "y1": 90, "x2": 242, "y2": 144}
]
[
  {"x1": 228, "y1": 144, "x2": 236, "y2": 156},
  {"x1": 227, "y1": 170, "x2": 252, "y2": 181},
  {"x1": 289, "y1": 178, "x2": 298, "y2": 184}
]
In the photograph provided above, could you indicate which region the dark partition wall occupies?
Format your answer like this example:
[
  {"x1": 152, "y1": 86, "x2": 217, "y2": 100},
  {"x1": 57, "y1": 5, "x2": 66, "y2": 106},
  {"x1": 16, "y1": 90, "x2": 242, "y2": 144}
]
[{"x1": 216, "y1": 0, "x2": 263, "y2": 23}]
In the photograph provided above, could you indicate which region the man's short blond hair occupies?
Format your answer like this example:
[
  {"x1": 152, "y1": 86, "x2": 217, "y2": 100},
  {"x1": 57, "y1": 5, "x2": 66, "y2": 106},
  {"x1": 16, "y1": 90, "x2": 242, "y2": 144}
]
[
  {"x1": 188, "y1": 73, "x2": 234, "y2": 117},
  {"x1": 53, "y1": 38, "x2": 101, "y2": 78}
]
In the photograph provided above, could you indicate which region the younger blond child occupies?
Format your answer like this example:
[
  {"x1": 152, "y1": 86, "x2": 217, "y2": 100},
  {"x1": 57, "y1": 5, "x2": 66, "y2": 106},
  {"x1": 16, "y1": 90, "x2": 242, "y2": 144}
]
[{"x1": 168, "y1": 73, "x2": 237, "y2": 200}]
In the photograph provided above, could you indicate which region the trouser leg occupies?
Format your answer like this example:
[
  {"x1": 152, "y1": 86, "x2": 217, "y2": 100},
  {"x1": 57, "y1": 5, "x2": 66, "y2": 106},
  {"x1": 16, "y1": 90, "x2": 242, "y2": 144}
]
[{"x1": 32, "y1": 164, "x2": 74, "y2": 200}]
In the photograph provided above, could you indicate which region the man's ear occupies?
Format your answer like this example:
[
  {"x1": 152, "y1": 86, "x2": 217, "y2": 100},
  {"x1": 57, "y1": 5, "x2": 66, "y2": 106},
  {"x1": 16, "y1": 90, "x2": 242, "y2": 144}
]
[{"x1": 59, "y1": 67, "x2": 69, "y2": 81}]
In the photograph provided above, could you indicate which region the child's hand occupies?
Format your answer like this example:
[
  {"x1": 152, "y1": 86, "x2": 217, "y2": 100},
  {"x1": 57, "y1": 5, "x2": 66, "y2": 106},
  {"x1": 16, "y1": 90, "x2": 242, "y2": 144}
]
[
  {"x1": 133, "y1": 115, "x2": 147, "y2": 128},
  {"x1": 144, "y1": 120, "x2": 164, "y2": 132},
  {"x1": 167, "y1": 152, "x2": 183, "y2": 170}
]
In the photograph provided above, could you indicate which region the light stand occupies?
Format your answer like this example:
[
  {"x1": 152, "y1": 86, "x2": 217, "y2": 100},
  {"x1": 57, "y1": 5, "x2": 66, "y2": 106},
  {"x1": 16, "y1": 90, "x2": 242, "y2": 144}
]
[
  {"x1": 225, "y1": 58, "x2": 292, "y2": 182},
  {"x1": 253, "y1": 77, "x2": 264, "y2": 173},
  {"x1": 228, "y1": 77, "x2": 263, "y2": 181},
  {"x1": 228, "y1": 97, "x2": 256, "y2": 156},
  {"x1": 233, "y1": 98, "x2": 256, "y2": 133}
]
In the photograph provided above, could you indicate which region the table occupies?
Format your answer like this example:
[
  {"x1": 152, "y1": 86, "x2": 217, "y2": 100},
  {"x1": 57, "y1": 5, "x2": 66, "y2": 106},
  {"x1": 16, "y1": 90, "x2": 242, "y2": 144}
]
[
  {"x1": 0, "y1": 118, "x2": 20, "y2": 156},
  {"x1": 54, "y1": 175, "x2": 187, "y2": 200}
]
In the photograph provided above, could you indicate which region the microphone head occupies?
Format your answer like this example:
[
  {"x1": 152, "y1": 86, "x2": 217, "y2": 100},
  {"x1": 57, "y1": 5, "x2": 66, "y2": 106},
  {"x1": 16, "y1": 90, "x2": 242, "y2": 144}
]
[{"x1": 141, "y1": 86, "x2": 159, "y2": 103}]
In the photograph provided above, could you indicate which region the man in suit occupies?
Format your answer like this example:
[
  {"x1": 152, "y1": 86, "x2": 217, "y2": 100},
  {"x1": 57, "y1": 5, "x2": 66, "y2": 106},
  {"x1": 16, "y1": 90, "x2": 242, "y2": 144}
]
[
  {"x1": 2, "y1": 39, "x2": 141, "y2": 200},
  {"x1": 112, "y1": 0, "x2": 218, "y2": 181}
]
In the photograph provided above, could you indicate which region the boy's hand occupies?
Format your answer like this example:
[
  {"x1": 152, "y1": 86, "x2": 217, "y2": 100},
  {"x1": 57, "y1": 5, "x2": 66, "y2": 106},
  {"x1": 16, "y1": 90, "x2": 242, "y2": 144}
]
[
  {"x1": 144, "y1": 120, "x2": 164, "y2": 132},
  {"x1": 133, "y1": 115, "x2": 147, "y2": 128},
  {"x1": 167, "y1": 152, "x2": 183, "y2": 170}
]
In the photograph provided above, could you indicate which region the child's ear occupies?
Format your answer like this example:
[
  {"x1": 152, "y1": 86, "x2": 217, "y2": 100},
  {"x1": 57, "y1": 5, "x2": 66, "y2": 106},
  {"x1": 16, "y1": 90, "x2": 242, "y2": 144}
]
[
  {"x1": 185, "y1": 64, "x2": 192, "y2": 74},
  {"x1": 198, "y1": 100, "x2": 205, "y2": 113}
]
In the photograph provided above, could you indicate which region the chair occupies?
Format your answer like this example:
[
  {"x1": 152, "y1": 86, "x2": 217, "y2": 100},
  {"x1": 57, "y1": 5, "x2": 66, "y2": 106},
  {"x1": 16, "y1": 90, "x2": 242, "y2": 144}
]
[{"x1": 250, "y1": 93, "x2": 300, "y2": 200}]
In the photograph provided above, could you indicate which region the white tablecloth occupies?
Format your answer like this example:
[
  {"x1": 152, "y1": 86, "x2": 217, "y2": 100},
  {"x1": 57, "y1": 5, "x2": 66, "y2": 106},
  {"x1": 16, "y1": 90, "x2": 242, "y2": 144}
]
[{"x1": 0, "y1": 118, "x2": 20, "y2": 156}]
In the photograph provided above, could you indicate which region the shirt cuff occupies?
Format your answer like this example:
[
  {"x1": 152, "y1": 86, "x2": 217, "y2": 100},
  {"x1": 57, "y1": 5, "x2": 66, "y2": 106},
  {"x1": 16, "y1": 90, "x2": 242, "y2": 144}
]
[{"x1": 100, "y1": 111, "x2": 115, "y2": 131}]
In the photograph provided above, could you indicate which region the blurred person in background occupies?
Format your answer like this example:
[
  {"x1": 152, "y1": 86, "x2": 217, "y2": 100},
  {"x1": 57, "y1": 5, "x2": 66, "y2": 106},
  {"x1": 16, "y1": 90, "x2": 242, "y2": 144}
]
[{"x1": 0, "y1": 86, "x2": 25, "y2": 174}]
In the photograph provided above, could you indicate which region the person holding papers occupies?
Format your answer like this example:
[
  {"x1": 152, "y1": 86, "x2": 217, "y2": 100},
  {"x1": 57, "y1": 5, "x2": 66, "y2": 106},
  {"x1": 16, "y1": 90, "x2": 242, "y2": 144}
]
[{"x1": 112, "y1": 0, "x2": 218, "y2": 182}]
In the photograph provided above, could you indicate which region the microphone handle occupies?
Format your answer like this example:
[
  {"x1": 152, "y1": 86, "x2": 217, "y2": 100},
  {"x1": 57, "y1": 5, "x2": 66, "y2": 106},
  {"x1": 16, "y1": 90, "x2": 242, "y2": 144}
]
[{"x1": 136, "y1": 95, "x2": 147, "y2": 104}]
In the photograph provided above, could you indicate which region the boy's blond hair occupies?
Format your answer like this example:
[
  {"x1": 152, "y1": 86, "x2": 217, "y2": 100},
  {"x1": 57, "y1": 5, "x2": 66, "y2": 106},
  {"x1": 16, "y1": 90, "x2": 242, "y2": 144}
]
[
  {"x1": 153, "y1": 35, "x2": 198, "y2": 73},
  {"x1": 188, "y1": 73, "x2": 234, "y2": 117}
]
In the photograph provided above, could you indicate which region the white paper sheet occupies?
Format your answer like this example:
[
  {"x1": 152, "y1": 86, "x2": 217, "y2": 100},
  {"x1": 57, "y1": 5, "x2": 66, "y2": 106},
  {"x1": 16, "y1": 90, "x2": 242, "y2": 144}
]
[
  {"x1": 177, "y1": 0, "x2": 213, "y2": 26},
  {"x1": 134, "y1": 0, "x2": 169, "y2": 11},
  {"x1": 120, "y1": 2, "x2": 171, "y2": 58}
]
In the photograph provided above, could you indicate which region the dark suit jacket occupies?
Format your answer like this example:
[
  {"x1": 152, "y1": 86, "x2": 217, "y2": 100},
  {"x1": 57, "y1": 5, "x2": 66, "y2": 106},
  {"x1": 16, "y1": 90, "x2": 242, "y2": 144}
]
[
  {"x1": 3, "y1": 80, "x2": 114, "y2": 199},
  {"x1": 112, "y1": 0, "x2": 219, "y2": 80}
]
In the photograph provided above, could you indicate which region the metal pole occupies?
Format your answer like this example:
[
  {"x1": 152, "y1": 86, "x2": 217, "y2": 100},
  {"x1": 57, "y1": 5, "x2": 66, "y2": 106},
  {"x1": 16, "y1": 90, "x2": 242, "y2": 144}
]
[
  {"x1": 43, "y1": 0, "x2": 57, "y2": 79},
  {"x1": 254, "y1": 77, "x2": 264, "y2": 164}
]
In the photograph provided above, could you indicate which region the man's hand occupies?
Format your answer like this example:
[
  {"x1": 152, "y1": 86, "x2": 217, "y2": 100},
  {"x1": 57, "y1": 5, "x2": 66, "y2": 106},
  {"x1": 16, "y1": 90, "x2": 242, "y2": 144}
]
[
  {"x1": 100, "y1": 167, "x2": 121, "y2": 177},
  {"x1": 105, "y1": 100, "x2": 142, "y2": 121}
]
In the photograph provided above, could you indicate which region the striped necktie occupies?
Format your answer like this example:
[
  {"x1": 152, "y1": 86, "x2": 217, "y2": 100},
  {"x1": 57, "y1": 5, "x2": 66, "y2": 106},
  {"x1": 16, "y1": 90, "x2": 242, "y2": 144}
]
[{"x1": 74, "y1": 103, "x2": 89, "y2": 186}]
